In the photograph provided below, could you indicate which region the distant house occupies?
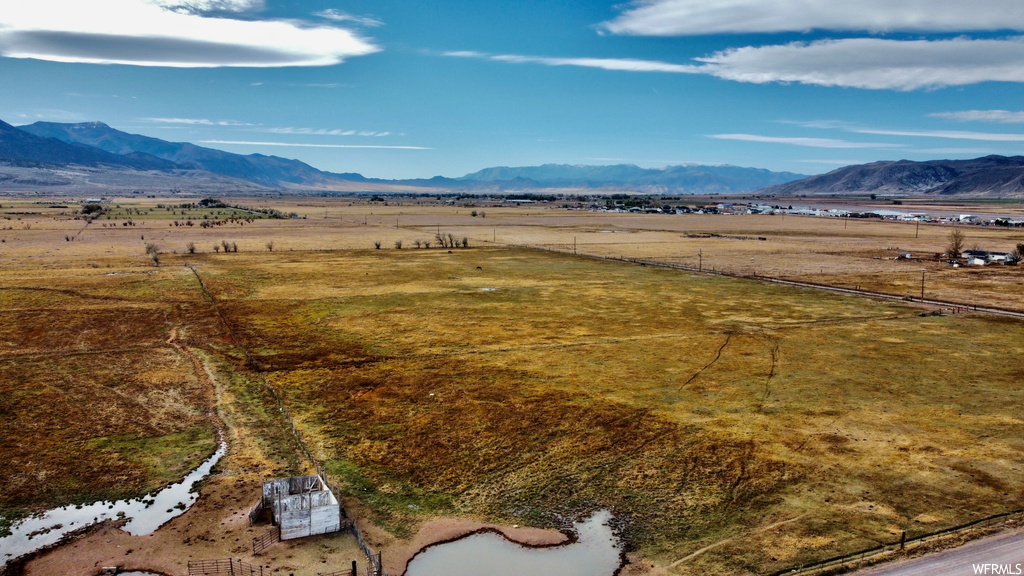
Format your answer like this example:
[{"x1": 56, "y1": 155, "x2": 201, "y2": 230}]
[{"x1": 961, "y1": 250, "x2": 1016, "y2": 265}]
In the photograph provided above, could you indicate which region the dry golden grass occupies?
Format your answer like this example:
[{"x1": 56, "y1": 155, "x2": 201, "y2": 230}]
[
  {"x1": 0, "y1": 267, "x2": 220, "y2": 515},
  {"x1": 182, "y1": 247, "x2": 1024, "y2": 575},
  {"x1": 3, "y1": 196, "x2": 1024, "y2": 575}
]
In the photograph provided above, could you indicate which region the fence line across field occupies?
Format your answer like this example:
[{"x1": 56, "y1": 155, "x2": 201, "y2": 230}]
[{"x1": 190, "y1": 267, "x2": 386, "y2": 575}]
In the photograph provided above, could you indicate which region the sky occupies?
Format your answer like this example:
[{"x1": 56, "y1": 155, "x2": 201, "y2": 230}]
[{"x1": 3, "y1": 1, "x2": 1024, "y2": 179}]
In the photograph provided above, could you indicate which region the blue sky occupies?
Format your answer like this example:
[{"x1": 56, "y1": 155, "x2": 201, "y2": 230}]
[{"x1": 3, "y1": 1, "x2": 1024, "y2": 179}]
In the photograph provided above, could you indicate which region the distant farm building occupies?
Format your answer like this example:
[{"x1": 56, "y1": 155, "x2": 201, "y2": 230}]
[
  {"x1": 262, "y1": 475, "x2": 343, "y2": 540},
  {"x1": 961, "y1": 250, "x2": 1016, "y2": 266}
]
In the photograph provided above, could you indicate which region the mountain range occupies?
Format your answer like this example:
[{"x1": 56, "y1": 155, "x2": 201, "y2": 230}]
[
  {"x1": 7, "y1": 119, "x2": 1024, "y2": 198},
  {"x1": 0, "y1": 119, "x2": 805, "y2": 194},
  {"x1": 759, "y1": 156, "x2": 1024, "y2": 197}
]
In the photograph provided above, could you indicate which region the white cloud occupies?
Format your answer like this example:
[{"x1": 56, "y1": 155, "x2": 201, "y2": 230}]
[
  {"x1": 267, "y1": 127, "x2": 392, "y2": 136},
  {"x1": 443, "y1": 51, "x2": 699, "y2": 73},
  {"x1": 145, "y1": 117, "x2": 253, "y2": 126},
  {"x1": 695, "y1": 37, "x2": 1024, "y2": 90},
  {"x1": 850, "y1": 128, "x2": 1024, "y2": 141},
  {"x1": 0, "y1": 0, "x2": 379, "y2": 67},
  {"x1": 150, "y1": 0, "x2": 262, "y2": 14},
  {"x1": 601, "y1": 0, "x2": 1024, "y2": 36},
  {"x1": 930, "y1": 110, "x2": 1024, "y2": 124},
  {"x1": 202, "y1": 140, "x2": 431, "y2": 150},
  {"x1": 709, "y1": 134, "x2": 904, "y2": 149},
  {"x1": 314, "y1": 9, "x2": 383, "y2": 28},
  {"x1": 446, "y1": 38, "x2": 1024, "y2": 90}
]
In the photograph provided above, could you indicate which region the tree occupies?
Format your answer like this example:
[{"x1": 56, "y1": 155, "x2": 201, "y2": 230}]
[
  {"x1": 947, "y1": 229, "x2": 966, "y2": 260},
  {"x1": 374, "y1": 240, "x2": 382, "y2": 249},
  {"x1": 213, "y1": 244, "x2": 220, "y2": 253},
  {"x1": 145, "y1": 242, "x2": 159, "y2": 267},
  {"x1": 462, "y1": 236, "x2": 469, "y2": 248},
  {"x1": 266, "y1": 240, "x2": 274, "y2": 252},
  {"x1": 186, "y1": 241, "x2": 196, "y2": 254},
  {"x1": 414, "y1": 239, "x2": 422, "y2": 249},
  {"x1": 394, "y1": 240, "x2": 403, "y2": 249}
]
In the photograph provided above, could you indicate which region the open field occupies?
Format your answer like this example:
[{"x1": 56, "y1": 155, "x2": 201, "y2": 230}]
[{"x1": 2, "y1": 196, "x2": 1024, "y2": 575}]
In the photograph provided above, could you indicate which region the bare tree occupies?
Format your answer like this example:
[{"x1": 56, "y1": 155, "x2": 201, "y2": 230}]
[
  {"x1": 394, "y1": 240, "x2": 403, "y2": 249},
  {"x1": 447, "y1": 233, "x2": 455, "y2": 248},
  {"x1": 374, "y1": 240, "x2": 382, "y2": 249},
  {"x1": 462, "y1": 236, "x2": 469, "y2": 248},
  {"x1": 145, "y1": 242, "x2": 159, "y2": 267},
  {"x1": 213, "y1": 244, "x2": 220, "y2": 253},
  {"x1": 232, "y1": 242, "x2": 238, "y2": 253},
  {"x1": 435, "y1": 232, "x2": 446, "y2": 248},
  {"x1": 186, "y1": 241, "x2": 196, "y2": 254},
  {"x1": 221, "y1": 240, "x2": 231, "y2": 253},
  {"x1": 266, "y1": 240, "x2": 274, "y2": 252},
  {"x1": 947, "y1": 229, "x2": 966, "y2": 260},
  {"x1": 414, "y1": 239, "x2": 422, "y2": 249},
  {"x1": 423, "y1": 239, "x2": 431, "y2": 249}
]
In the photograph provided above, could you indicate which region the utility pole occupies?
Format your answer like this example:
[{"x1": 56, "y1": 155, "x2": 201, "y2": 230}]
[
  {"x1": 573, "y1": 236, "x2": 577, "y2": 255},
  {"x1": 916, "y1": 218, "x2": 920, "y2": 238},
  {"x1": 921, "y1": 269, "x2": 926, "y2": 299},
  {"x1": 493, "y1": 228, "x2": 495, "y2": 242},
  {"x1": 698, "y1": 248, "x2": 703, "y2": 272}
]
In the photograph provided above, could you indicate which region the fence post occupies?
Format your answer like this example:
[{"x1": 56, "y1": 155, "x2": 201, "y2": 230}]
[{"x1": 900, "y1": 530, "x2": 906, "y2": 550}]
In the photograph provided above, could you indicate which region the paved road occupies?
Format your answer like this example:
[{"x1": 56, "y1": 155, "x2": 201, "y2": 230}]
[{"x1": 853, "y1": 528, "x2": 1024, "y2": 576}]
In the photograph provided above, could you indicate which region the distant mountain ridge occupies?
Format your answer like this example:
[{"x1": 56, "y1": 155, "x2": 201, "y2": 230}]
[
  {"x1": 452, "y1": 163, "x2": 806, "y2": 192},
  {"x1": 5, "y1": 119, "x2": 805, "y2": 193},
  {"x1": 19, "y1": 121, "x2": 340, "y2": 187},
  {"x1": 0, "y1": 119, "x2": 176, "y2": 171},
  {"x1": 760, "y1": 156, "x2": 1024, "y2": 197}
]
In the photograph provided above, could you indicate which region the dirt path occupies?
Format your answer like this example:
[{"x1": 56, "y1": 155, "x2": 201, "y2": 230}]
[{"x1": 19, "y1": 333, "x2": 364, "y2": 576}]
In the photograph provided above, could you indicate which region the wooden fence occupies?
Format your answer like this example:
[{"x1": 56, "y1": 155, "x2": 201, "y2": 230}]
[
  {"x1": 247, "y1": 497, "x2": 264, "y2": 526},
  {"x1": 251, "y1": 526, "x2": 280, "y2": 556},
  {"x1": 188, "y1": 558, "x2": 269, "y2": 576}
]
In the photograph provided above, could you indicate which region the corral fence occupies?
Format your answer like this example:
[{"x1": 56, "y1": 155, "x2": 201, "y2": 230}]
[
  {"x1": 190, "y1": 267, "x2": 387, "y2": 574},
  {"x1": 251, "y1": 526, "x2": 280, "y2": 556},
  {"x1": 770, "y1": 508, "x2": 1024, "y2": 576},
  {"x1": 188, "y1": 558, "x2": 269, "y2": 576}
]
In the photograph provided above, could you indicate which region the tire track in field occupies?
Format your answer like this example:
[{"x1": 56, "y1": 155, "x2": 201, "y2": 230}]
[{"x1": 678, "y1": 334, "x2": 733, "y2": 391}]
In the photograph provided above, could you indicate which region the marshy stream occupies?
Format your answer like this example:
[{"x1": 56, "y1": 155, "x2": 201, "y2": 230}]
[
  {"x1": 405, "y1": 510, "x2": 623, "y2": 576},
  {"x1": 0, "y1": 440, "x2": 226, "y2": 568}
]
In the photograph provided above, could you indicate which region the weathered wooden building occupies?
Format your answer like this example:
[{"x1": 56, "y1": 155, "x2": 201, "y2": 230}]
[{"x1": 262, "y1": 474, "x2": 342, "y2": 540}]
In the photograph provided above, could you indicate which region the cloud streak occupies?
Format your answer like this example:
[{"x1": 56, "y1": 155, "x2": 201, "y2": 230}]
[
  {"x1": 266, "y1": 127, "x2": 391, "y2": 136},
  {"x1": 145, "y1": 117, "x2": 253, "y2": 126},
  {"x1": 448, "y1": 37, "x2": 1024, "y2": 90},
  {"x1": 601, "y1": 0, "x2": 1024, "y2": 36},
  {"x1": 930, "y1": 110, "x2": 1024, "y2": 124},
  {"x1": 850, "y1": 128, "x2": 1024, "y2": 141},
  {"x1": 314, "y1": 9, "x2": 383, "y2": 28},
  {"x1": 708, "y1": 134, "x2": 904, "y2": 148},
  {"x1": 202, "y1": 140, "x2": 430, "y2": 150},
  {"x1": 0, "y1": 0, "x2": 379, "y2": 67}
]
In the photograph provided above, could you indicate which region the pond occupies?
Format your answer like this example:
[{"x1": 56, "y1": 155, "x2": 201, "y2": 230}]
[
  {"x1": 0, "y1": 440, "x2": 226, "y2": 568},
  {"x1": 405, "y1": 510, "x2": 623, "y2": 576}
]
